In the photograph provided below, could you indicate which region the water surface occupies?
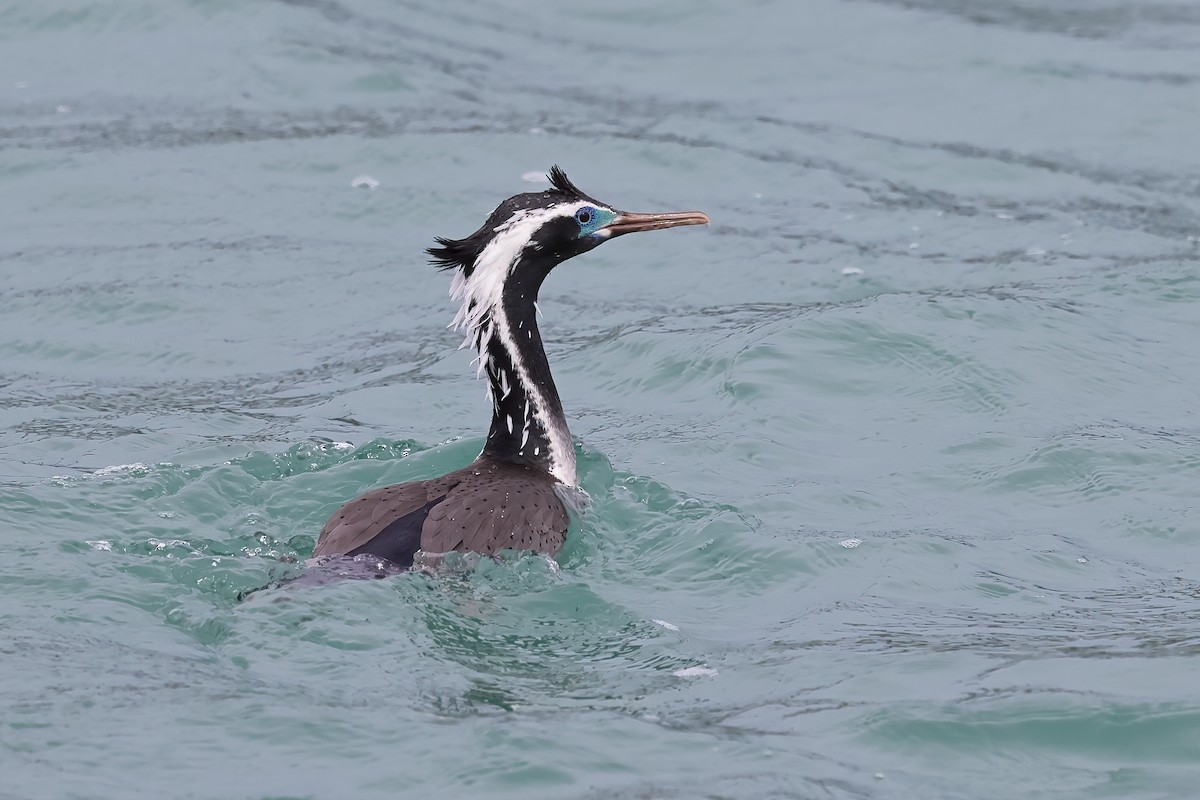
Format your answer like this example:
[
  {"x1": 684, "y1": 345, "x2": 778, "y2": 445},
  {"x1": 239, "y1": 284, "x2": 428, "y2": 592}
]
[{"x1": 3, "y1": 1, "x2": 1199, "y2": 798}]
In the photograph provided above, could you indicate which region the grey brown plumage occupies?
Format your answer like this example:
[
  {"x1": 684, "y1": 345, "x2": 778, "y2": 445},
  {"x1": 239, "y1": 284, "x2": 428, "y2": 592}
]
[{"x1": 313, "y1": 457, "x2": 568, "y2": 567}]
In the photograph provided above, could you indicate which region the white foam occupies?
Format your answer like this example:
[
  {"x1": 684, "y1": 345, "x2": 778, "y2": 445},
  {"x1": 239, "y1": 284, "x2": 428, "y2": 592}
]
[
  {"x1": 673, "y1": 666, "x2": 718, "y2": 678},
  {"x1": 148, "y1": 538, "x2": 193, "y2": 552},
  {"x1": 350, "y1": 175, "x2": 380, "y2": 189},
  {"x1": 95, "y1": 463, "x2": 150, "y2": 477},
  {"x1": 839, "y1": 538, "x2": 862, "y2": 549},
  {"x1": 86, "y1": 540, "x2": 112, "y2": 552}
]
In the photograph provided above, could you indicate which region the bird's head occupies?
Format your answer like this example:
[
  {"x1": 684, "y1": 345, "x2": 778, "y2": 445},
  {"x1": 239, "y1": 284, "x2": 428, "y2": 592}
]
[
  {"x1": 430, "y1": 166, "x2": 709, "y2": 353},
  {"x1": 428, "y1": 165, "x2": 708, "y2": 284}
]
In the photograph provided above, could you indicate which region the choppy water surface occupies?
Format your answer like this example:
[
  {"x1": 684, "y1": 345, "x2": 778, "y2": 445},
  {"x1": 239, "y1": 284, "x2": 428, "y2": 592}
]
[{"x1": 3, "y1": 1, "x2": 1200, "y2": 798}]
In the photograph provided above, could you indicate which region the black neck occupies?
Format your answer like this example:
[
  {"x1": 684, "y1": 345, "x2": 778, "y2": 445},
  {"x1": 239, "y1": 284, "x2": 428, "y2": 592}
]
[{"x1": 479, "y1": 275, "x2": 573, "y2": 482}]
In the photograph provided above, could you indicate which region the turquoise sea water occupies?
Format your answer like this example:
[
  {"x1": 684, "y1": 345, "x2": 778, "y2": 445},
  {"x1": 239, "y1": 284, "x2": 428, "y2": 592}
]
[{"x1": 3, "y1": 2, "x2": 1199, "y2": 798}]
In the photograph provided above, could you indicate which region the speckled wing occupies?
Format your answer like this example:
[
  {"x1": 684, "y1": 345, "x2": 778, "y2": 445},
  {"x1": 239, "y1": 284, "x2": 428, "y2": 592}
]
[
  {"x1": 312, "y1": 473, "x2": 463, "y2": 558},
  {"x1": 420, "y1": 460, "x2": 569, "y2": 556}
]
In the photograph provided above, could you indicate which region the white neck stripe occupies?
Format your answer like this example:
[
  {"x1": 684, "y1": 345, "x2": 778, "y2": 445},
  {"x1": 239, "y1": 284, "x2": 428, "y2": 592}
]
[{"x1": 491, "y1": 304, "x2": 576, "y2": 484}]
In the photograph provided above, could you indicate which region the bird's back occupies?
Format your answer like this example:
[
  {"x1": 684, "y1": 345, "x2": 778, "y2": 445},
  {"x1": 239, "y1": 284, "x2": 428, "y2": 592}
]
[{"x1": 313, "y1": 456, "x2": 569, "y2": 567}]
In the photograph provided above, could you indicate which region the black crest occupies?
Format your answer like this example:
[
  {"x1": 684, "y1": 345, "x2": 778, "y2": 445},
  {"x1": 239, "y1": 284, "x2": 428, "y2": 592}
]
[
  {"x1": 427, "y1": 229, "x2": 489, "y2": 274},
  {"x1": 427, "y1": 165, "x2": 593, "y2": 275},
  {"x1": 547, "y1": 164, "x2": 585, "y2": 197}
]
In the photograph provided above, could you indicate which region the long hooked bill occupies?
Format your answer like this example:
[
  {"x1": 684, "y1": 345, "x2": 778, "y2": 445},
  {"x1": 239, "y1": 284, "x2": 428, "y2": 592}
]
[{"x1": 604, "y1": 210, "x2": 710, "y2": 236}]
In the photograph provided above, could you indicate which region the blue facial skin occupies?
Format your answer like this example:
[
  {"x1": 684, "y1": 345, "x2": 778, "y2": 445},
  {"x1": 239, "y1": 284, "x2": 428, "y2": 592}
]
[{"x1": 574, "y1": 206, "x2": 617, "y2": 238}]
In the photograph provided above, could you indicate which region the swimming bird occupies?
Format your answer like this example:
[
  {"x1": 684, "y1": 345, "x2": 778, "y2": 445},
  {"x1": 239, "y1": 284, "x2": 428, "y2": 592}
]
[{"x1": 310, "y1": 167, "x2": 708, "y2": 569}]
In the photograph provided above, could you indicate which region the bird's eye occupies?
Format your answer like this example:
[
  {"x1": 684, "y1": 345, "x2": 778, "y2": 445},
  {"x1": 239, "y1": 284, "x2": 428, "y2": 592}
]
[{"x1": 575, "y1": 208, "x2": 593, "y2": 225}]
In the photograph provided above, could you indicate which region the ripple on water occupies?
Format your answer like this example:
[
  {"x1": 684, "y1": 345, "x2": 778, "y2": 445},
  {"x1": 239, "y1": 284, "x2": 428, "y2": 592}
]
[
  {"x1": 5, "y1": 0, "x2": 1200, "y2": 796},
  {"x1": 28, "y1": 436, "x2": 740, "y2": 715}
]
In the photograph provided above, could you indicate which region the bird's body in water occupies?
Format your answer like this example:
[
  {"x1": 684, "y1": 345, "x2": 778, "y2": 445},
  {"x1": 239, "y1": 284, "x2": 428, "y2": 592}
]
[{"x1": 311, "y1": 167, "x2": 708, "y2": 571}]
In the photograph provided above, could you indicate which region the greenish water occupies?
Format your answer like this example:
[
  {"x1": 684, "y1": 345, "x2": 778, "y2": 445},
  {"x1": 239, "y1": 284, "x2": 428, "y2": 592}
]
[{"x1": 3, "y1": 1, "x2": 1200, "y2": 798}]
